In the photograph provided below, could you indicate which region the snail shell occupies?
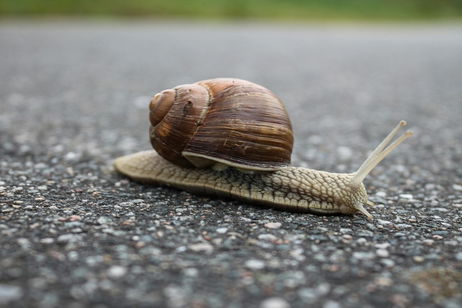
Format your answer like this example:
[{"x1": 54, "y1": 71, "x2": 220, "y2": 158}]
[{"x1": 149, "y1": 78, "x2": 294, "y2": 171}]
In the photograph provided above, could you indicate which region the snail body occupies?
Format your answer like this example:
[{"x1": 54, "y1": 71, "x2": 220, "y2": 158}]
[
  {"x1": 115, "y1": 151, "x2": 366, "y2": 216},
  {"x1": 115, "y1": 78, "x2": 413, "y2": 219}
]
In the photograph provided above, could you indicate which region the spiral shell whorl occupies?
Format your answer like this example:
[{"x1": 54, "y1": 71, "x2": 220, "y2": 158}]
[
  {"x1": 149, "y1": 89, "x2": 175, "y2": 127},
  {"x1": 149, "y1": 84, "x2": 210, "y2": 167}
]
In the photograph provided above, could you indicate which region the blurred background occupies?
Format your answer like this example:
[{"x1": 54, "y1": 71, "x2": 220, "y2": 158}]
[
  {"x1": 1, "y1": 0, "x2": 462, "y2": 21},
  {"x1": 1, "y1": 2, "x2": 462, "y2": 308}
]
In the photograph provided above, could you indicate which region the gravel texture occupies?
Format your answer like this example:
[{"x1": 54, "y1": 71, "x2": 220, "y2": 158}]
[{"x1": 1, "y1": 21, "x2": 462, "y2": 308}]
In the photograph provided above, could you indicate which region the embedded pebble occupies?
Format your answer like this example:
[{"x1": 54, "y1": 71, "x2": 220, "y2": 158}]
[
  {"x1": 216, "y1": 227, "x2": 228, "y2": 234},
  {"x1": 264, "y1": 222, "x2": 282, "y2": 229},
  {"x1": 342, "y1": 234, "x2": 352, "y2": 241},
  {"x1": 423, "y1": 239, "x2": 434, "y2": 246},
  {"x1": 40, "y1": 238, "x2": 55, "y2": 244},
  {"x1": 0, "y1": 285, "x2": 22, "y2": 304},
  {"x1": 376, "y1": 249, "x2": 389, "y2": 258},
  {"x1": 377, "y1": 219, "x2": 393, "y2": 227},
  {"x1": 107, "y1": 266, "x2": 127, "y2": 278},
  {"x1": 260, "y1": 297, "x2": 290, "y2": 308},
  {"x1": 375, "y1": 243, "x2": 390, "y2": 249},
  {"x1": 57, "y1": 234, "x2": 81, "y2": 243},
  {"x1": 245, "y1": 259, "x2": 265, "y2": 270},
  {"x1": 258, "y1": 234, "x2": 278, "y2": 241},
  {"x1": 399, "y1": 194, "x2": 414, "y2": 200},
  {"x1": 380, "y1": 259, "x2": 395, "y2": 267},
  {"x1": 323, "y1": 301, "x2": 341, "y2": 308},
  {"x1": 97, "y1": 216, "x2": 112, "y2": 224},
  {"x1": 337, "y1": 146, "x2": 353, "y2": 160},
  {"x1": 188, "y1": 242, "x2": 214, "y2": 253},
  {"x1": 455, "y1": 252, "x2": 462, "y2": 261},
  {"x1": 353, "y1": 252, "x2": 375, "y2": 260}
]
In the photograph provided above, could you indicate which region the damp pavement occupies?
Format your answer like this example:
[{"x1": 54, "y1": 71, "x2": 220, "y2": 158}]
[{"x1": 0, "y1": 21, "x2": 461, "y2": 308}]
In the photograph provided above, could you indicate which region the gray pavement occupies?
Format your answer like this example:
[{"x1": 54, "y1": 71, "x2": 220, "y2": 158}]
[{"x1": 1, "y1": 21, "x2": 462, "y2": 308}]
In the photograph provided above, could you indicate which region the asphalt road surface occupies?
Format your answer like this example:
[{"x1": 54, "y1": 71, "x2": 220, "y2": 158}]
[{"x1": 1, "y1": 21, "x2": 461, "y2": 308}]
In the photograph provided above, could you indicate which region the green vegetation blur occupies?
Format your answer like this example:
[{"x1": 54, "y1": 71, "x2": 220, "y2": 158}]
[{"x1": 1, "y1": 0, "x2": 462, "y2": 21}]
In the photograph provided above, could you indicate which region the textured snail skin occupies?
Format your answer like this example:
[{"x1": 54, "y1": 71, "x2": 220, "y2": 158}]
[{"x1": 114, "y1": 151, "x2": 369, "y2": 216}]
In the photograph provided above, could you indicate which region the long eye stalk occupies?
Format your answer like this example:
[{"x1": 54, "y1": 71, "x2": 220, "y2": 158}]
[{"x1": 350, "y1": 121, "x2": 413, "y2": 187}]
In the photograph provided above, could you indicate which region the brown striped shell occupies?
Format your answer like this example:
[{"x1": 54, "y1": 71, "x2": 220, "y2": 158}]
[{"x1": 148, "y1": 78, "x2": 294, "y2": 171}]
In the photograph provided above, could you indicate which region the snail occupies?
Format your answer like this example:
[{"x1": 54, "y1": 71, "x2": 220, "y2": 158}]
[{"x1": 114, "y1": 78, "x2": 413, "y2": 219}]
